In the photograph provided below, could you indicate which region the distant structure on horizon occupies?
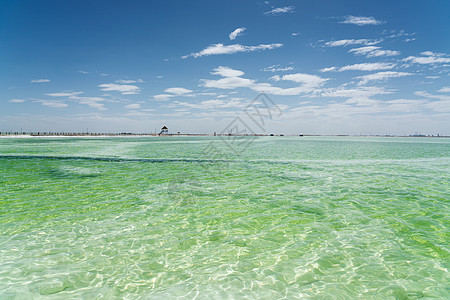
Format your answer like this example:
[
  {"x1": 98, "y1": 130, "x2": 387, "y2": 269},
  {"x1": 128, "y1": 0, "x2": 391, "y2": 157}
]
[{"x1": 159, "y1": 126, "x2": 168, "y2": 135}]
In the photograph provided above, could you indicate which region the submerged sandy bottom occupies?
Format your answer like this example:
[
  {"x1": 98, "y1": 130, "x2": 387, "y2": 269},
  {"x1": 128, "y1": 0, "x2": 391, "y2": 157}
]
[{"x1": 0, "y1": 136, "x2": 448, "y2": 298}]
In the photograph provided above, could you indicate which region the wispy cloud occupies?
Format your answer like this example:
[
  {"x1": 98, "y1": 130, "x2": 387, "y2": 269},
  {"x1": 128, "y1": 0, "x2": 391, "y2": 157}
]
[
  {"x1": 115, "y1": 79, "x2": 144, "y2": 84},
  {"x1": 349, "y1": 46, "x2": 400, "y2": 57},
  {"x1": 265, "y1": 6, "x2": 295, "y2": 15},
  {"x1": 46, "y1": 92, "x2": 107, "y2": 110},
  {"x1": 229, "y1": 27, "x2": 246, "y2": 40},
  {"x1": 322, "y1": 86, "x2": 390, "y2": 98},
  {"x1": 324, "y1": 39, "x2": 382, "y2": 47},
  {"x1": 262, "y1": 65, "x2": 294, "y2": 72},
  {"x1": 46, "y1": 92, "x2": 83, "y2": 97},
  {"x1": 404, "y1": 51, "x2": 450, "y2": 64},
  {"x1": 71, "y1": 96, "x2": 107, "y2": 110},
  {"x1": 165, "y1": 87, "x2": 193, "y2": 95},
  {"x1": 356, "y1": 71, "x2": 413, "y2": 85},
  {"x1": 98, "y1": 83, "x2": 141, "y2": 94},
  {"x1": 31, "y1": 79, "x2": 50, "y2": 83},
  {"x1": 202, "y1": 66, "x2": 327, "y2": 96},
  {"x1": 271, "y1": 73, "x2": 328, "y2": 89},
  {"x1": 171, "y1": 98, "x2": 248, "y2": 110},
  {"x1": 320, "y1": 63, "x2": 396, "y2": 72},
  {"x1": 125, "y1": 103, "x2": 141, "y2": 109},
  {"x1": 340, "y1": 16, "x2": 383, "y2": 26},
  {"x1": 9, "y1": 99, "x2": 25, "y2": 103},
  {"x1": 153, "y1": 94, "x2": 175, "y2": 101},
  {"x1": 211, "y1": 66, "x2": 245, "y2": 77},
  {"x1": 183, "y1": 43, "x2": 282, "y2": 58},
  {"x1": 415, "y1": 91, "x2": 450, "y2": 112},
  {"x1": 34, "y1": 100, "x2": 68, "y2": 108},
  {"x1": 438, "y1": 87, "x2": 450, "y2": 93}
]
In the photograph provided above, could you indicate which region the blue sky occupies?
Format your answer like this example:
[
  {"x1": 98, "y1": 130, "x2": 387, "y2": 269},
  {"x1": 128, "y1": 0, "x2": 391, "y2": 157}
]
[{"x1": 1, "y1": 0, "x2": 450, "y2": 135}]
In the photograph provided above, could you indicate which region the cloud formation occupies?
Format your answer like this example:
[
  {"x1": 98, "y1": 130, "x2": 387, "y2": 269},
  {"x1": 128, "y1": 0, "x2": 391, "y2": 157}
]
[
  {"x1": 46, "y1": 92, "x2": 83, "y2": 97},
  {"x1": 98, "y1": 83, "x2": 140, "y2": 94},
  {"x1": 115, "y1": 79, "x2": 144, "y2": 84},
  {"x1": 262, "y1": 65, "x2": 294, "y2": 72},
  {"x1": 229, "y1": 27, "x2": 246, "y2": 40},
  {"x1": 356, "y1": 71, "x2": 413, "y2": 85},
  {"x1": 125, "y1": 103, "x2": 141, "y2": 109},
  {"x1": 349, "y1": 46, "x2": 400, "y2": 57},
  {"x1": 31, "y1": 79, "x2": 50, "y2": 83},
  {"x1": 34, "y1": 100, "x2": 68, "y2": 108},
  {"x1": 324, "y1": 39, "x2": 382, "y2": 47},
  {"x1": 202, "y1": 66, "x2": 327, "y2": 96},
  {"x1": 404, "y1": 51, "x2": 450, "y2": 64},
  {"x1": 321, "y1": 63, "x2": 396, "y2": 72},
  {"x1": 265, "y1": 6, "x2": 295, "y2": 15},
  {"x1": 340, "y1": 16, "x2": 383, "y2": 26},
  {"x1": 183, "y1": 43, "x2": 283, "y2": 58},
  {"x1": 165, "y1": 87, "x2": 193, "y2": 95}
]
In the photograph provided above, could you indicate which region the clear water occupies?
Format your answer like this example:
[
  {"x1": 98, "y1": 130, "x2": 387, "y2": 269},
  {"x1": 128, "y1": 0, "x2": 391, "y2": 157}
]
[{"x1": 0, "y1": 136, "x2": 448, "y2": 299}]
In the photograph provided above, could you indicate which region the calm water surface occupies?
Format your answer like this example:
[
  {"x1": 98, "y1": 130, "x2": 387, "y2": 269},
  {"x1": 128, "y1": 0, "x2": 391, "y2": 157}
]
[{"x1": 0, "y1": 136, "x2": 448, "y2": 299}]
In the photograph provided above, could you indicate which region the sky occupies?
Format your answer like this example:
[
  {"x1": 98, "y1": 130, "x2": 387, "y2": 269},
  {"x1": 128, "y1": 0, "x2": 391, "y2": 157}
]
[{"x1": 1, "y1": 0, "x2": 450, "y2": 135}]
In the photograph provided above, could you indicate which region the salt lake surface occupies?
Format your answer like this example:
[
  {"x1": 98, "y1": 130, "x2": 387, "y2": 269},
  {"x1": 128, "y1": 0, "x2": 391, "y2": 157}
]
[{"x1": 0, "y1": 136, "x2": 448, "y2": 299}]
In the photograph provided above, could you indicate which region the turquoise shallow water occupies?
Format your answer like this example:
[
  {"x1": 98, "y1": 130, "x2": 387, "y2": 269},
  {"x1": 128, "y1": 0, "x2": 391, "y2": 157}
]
[{"x1": 0, "y1": 136, "x2": 449, "y2": 299}]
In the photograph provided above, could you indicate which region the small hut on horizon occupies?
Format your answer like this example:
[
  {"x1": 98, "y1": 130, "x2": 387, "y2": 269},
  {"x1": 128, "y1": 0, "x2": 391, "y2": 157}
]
[{"x1": 159, "y1": 126, "x2": 168, "y2": 135}]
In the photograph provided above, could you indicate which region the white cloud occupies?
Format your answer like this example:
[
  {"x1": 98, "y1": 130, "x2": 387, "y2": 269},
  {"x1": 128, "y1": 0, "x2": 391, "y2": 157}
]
[
  {"x1": 79, "y1": 102, "x2": 106, "y2": 110},
  {"x1": 46, "y1": 92, "x2": 83, "y2": 97},
  {"x1": 356, "y1": 71, "x2": 413, "y2": 85},
  {"x1": 125, "y1": 103, "x2": 141, "y2": 109},
  {"x1": 421, "y1": 51, "x2": 437, "y2": 56},
  {"x1": 265, "y1": 6, "x2": 295, "y2": 15},
  {"x1": 201, "y1": 66, "x2": 256, "y2": 90},
  {"x1": 262, "y1": 65, "x2": 294, "y2": 72},
  {"x1": 34, "y1": 100, "x2": 68, "y2": 108},
  {"x1": 438, "y1": 87, "x2": 450, "y2": 93},
  {"x1": 292, "y1": 32, "x2": 300, "y2": 36},
  {"x1": 320, "y1": 67, "x2": 337, "y2": 73},
  {"x1": 183, "y1": 43, "x2": 282, "y2": 58},
  {"x1": 202, "y1": 66, "x2": 327, "y2": 95},
  {"x1": 153, "y1": 94, "x2": 175, "y2": 101},
  {"x1": 415, "y1": 91, "x2": 450, "y2": 112},
  {"x1": 164, "y1": 87, "x2": 193, "y2": 95},
  {"x1": 324, "y1": 39, "x2": 382, "y2": 47},
  {"x1": 278, "y1": 73, "x2": 328, "y2": 86},
  {"x1": 317, "y1": 86, "x2": 391, "y2": 99},
  {"x1": 115, "y1": 79, "x2": 144, "y2": 84},
  {"x1": 211, "y1": 66, "x2": 245, "y2": 77},
  {"x1": 340, "y1": 16, "x2": 383, "y2": 26},
  {"x1": 31, "y1": 79, "x2": 50, "y2": 83},
  {"x1": 98, "y1": 83, "x2": 140, "y2": 94},
  {"x1": 9, "y1": 99, "x2": 25, "y2": 103},
  {"x1": 349, "y1": 46, "x2": 400, "y2": 57},
  {"x1": 229, "y1": 27, "x2": 246, "y2": 40},
  {"x1": 202, "y1": 76, "x2": 255, "y2": 90},
  {"x1": 70, "y1": 96, "x2": 107, "y2": 110},
  {"x1": 171, "y1": 98, "x2": 248, "y2": 110},
  {"x1": 321, "y1": 63, "x2": 396, "y2": 72},
  {"x1": 415, "y1": 90, "x2": 450, "y2": 101},
  {"x1": 404, "y1": 51, "x2": 450, "y2": 65}
]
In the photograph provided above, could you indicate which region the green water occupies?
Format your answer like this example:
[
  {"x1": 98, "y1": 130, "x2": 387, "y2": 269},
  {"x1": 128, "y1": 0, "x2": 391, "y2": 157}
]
[{"x1": 0, "y1": 136, "x2": 448, "y2": 299}]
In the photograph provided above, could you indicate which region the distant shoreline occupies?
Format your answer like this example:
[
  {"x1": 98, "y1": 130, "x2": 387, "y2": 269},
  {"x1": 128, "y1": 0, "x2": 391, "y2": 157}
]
[{"x1": 1, "y1": 133, "x2": 448, "y2": 138}]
